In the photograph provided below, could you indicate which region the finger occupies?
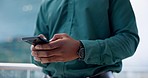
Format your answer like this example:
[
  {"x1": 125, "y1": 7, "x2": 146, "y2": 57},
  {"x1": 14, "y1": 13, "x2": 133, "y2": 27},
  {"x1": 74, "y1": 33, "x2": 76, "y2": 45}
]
[
  {"x1": 50, "y1": 33, "x2": 65, "y2": 41},
  {"x1": 35, "y1": 43, "x2": 51, "y2": 50},
  {"x1": 34, "y1": 48, "x2": 62, "y2": 58},
  {"x1": 31, "y1": 51, "x2": 38, "y2": 57},
  {"x1": 34, "y1": 57, "x2": 41, "y2": 62},
  {"x1": 35, "y1": 39, "x2": 62, "y2": 50},
  {"x1": 38, "y1": 34, "x2": 47, "y2": 40},
  {"x1": 50, "y1": 34, "x2": 61, "y2": 41},
  {"x1": 40, "y1": 56, "x2": 64, "y2": 63},
  {"x1": 31, "y1": 45, "x2": 37, "y2": 51}
]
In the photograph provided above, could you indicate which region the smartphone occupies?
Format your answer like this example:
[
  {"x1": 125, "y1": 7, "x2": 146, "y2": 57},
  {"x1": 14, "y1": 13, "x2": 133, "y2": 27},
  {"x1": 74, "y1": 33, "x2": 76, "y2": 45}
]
[{"x1": 22, "y1": 36, "x2": 49, "y2": 45}]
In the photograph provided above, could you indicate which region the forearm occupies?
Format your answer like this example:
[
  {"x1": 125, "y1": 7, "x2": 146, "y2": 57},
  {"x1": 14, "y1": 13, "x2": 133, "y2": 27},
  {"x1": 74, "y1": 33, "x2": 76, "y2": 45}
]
[{"x1": 81, "y1": 31, "x2": 139, "y2": 65}]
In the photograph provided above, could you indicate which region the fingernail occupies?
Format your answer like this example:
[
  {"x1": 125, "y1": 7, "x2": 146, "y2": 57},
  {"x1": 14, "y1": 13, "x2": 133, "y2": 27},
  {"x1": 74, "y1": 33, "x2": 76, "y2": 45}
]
[
  {"x1": 32, "y1": 51, "x2": 37, "y2": 56},
  {"x1": 35, "y1": 45, "x2": 40, "y2": 49},
  {"x1": 34, "y1": 57, "x2": 40, "y2": 62}
]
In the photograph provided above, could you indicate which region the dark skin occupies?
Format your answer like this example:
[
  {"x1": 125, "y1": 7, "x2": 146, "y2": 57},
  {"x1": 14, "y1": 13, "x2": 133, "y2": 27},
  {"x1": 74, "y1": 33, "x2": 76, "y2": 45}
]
[{"x1": 31, "y1": 33, "x2": 80, "y2": 64}]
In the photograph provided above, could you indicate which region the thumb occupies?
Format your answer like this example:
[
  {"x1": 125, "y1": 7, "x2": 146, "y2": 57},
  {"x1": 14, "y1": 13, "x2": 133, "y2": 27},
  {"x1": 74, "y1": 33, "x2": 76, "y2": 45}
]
[
  {"x1": 50, "y1": 34, "x2": 63, "y2": 41},
  {"x1": 38, "y1": 34, "x2": 47, "y2": 40}
]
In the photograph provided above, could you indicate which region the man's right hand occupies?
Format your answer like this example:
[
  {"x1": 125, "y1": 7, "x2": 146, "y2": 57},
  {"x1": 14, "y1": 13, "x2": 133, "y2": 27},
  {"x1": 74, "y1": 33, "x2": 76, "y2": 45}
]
[{"x1": 31, "y1": 33, "x2": 80, "y2": 64}]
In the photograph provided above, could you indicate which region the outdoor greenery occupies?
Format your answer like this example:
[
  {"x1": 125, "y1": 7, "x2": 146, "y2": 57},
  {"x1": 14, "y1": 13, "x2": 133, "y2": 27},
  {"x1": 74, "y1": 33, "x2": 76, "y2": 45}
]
[{"x1": 0, "y1": 38, "x2": 31, "y2": 63}]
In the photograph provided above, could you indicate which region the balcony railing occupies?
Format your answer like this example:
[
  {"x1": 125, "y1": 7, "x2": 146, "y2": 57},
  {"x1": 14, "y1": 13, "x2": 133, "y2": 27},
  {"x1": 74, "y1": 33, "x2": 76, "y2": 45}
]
[
  {"x1": 0, "y1": 63, "x2": 41, "y2": 70},
  {"x1": 0, "y1": 63, "x2": 148, "y2": 78},
  {"x1": 0, "y1": 63, "x2": 44, "y2": 78}
]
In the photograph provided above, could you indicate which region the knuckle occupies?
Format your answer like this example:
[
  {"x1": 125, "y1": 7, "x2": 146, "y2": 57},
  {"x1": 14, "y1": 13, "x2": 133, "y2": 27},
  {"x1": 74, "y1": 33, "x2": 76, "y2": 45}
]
[
  {"x1": 62, "y1": 33, "x2": 68, "y2": 36},
  {"x1": 54, "y1": 34, "x2": 58, "y2": 36},
  {"x1": 62, "y1": 33, "x2": 67, "y2": 35},
  {"x1": 35, "y1": 45, "x2": 40, "y2": 49}
]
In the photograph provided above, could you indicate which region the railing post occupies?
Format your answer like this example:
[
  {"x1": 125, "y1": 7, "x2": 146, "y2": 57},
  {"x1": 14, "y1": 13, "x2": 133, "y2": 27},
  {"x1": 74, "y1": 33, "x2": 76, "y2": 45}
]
[{"x1": 27, "y1": 70, "x2": 31, "y2": 78}]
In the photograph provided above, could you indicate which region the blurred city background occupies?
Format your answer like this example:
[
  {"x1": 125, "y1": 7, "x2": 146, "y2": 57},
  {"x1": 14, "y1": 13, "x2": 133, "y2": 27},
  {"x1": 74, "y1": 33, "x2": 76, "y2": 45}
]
[{"x1": 0, "y1": 0, "x2": 148, "y2": 78}]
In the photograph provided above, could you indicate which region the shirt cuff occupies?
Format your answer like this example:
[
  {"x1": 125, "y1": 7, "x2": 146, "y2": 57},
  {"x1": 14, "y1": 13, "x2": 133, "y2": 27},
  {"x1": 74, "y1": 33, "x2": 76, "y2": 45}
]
[{"x1": 80, "y1": 40, "x2": 102, "y2": 65}]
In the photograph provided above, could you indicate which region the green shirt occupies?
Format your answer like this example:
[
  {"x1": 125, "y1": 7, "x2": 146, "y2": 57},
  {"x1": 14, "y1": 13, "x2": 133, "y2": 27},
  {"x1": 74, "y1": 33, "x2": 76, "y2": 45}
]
[{"x1": 32, "y1": 0, "x2": 139, "y2": 78}]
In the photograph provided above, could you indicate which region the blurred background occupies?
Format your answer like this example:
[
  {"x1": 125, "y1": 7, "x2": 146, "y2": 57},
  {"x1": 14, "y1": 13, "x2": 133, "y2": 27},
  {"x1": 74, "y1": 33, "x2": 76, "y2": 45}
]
[{"x1": 0, "y1": 0, "x2": 148, "y2": 78}]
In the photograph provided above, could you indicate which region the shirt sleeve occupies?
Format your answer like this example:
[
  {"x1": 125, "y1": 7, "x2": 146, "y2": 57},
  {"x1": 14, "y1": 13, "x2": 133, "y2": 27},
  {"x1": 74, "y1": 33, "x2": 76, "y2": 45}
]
[
  {"x1": 31, "y1": 0, "x2": 49, "y2": 67},
  {"x1": 81, "y1": 0, "x2": 140, "y2": 65}
]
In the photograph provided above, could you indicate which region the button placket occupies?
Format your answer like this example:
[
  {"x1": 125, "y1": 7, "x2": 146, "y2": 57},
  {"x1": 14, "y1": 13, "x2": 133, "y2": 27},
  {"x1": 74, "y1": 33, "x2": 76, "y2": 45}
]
[
  {"x1": 63, "y1": 0, "x2": 75, "y2": 78},
  {"x1": 67, "y1": 0, "x2": 75, "y2": 35}
]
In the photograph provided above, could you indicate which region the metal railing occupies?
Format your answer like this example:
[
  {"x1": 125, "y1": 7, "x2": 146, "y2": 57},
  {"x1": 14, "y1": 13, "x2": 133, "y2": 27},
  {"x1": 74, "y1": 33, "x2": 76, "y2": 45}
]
[
  {"x1": 0, "y1": 63, "x2": 41, "y2": 70},
  {"x1": 0, "y1": 63, "x2": 148, "y2": 78},
  {"x1": 0, "y1": 63, "x2": 43, "y2": 78}
]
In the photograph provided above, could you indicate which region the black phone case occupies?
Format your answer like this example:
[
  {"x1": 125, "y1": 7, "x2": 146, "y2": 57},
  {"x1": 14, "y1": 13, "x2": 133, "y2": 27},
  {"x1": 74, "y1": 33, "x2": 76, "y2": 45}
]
[{"x1": 22, "y1": 37, "x2": 49, "y2": 45}]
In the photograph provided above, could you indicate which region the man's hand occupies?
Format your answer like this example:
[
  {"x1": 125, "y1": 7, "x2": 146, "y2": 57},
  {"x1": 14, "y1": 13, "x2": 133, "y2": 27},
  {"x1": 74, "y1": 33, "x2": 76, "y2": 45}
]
[{"x1": 31, "y1": 33, "x2": 80, "y2": 63}]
